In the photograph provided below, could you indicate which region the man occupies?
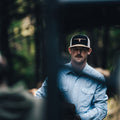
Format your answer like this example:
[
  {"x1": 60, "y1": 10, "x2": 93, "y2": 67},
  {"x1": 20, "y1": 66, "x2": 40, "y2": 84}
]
[{"x1": 36, "y1": 34, "x2": 108, "y2": 120}]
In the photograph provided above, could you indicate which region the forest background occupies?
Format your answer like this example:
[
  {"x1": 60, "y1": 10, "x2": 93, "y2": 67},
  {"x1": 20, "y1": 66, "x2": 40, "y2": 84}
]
[{"x1": 0, "y1": 0, "x2": 120, "y2": 119}]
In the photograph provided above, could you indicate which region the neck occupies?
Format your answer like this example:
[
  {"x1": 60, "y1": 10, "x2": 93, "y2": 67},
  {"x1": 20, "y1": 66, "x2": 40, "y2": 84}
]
[{"x1": 71, "y1": 60, "x2": 87, "y2": 72}]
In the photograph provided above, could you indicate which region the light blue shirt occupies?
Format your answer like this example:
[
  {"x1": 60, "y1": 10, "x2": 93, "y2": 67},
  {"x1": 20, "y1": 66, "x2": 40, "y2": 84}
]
[{"x1": 36, "y1": 63, "x2": 108, "y2": 120}]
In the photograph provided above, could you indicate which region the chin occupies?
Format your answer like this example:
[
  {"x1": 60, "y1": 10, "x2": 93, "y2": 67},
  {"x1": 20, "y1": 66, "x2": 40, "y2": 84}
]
[{"x1": 75, "y1": 60, "x2": 83, "y2": 65}]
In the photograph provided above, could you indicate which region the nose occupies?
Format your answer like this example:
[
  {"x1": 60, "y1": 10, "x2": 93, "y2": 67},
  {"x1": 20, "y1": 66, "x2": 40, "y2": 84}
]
[{"x1": 77, "y1": 49, "x2": 81, "y2": 54}]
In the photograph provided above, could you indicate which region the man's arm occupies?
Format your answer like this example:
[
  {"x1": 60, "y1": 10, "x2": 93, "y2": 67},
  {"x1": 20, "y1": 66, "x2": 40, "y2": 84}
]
[
  {"x1": 36, "y1": 80, "x2": 48, "y2": 98},
  {"x1": 80, "y1": 79, "x2": 108, "y2": 120}
]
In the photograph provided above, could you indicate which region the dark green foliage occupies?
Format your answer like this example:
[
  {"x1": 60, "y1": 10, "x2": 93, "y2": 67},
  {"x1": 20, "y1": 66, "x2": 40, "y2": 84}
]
[{"x1": 1, "y1": 0, "x2": 120, "y2": 89}]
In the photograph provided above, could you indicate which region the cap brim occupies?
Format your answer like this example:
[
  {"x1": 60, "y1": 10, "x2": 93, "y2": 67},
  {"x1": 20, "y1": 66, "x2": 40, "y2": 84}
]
[{"x1": 69, "y1": 44, "x2": 90, "y2": 48}]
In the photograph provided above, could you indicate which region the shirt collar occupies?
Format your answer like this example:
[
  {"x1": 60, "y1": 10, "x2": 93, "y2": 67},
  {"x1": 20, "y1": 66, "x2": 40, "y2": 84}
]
[
  {"x1": 64, "y1": 62, "x2": 88, "y2": 75},
  {"x1": 64, "y1": 62, "x2": 73, "y2": 74},
  {"x1": 82, "y1": 63, "x2": 89, "y2": 73}
]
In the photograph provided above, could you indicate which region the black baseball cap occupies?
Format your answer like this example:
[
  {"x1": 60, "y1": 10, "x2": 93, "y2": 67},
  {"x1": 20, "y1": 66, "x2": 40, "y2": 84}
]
[{"x1": 69, "y1": 34, "x2": 91, "y2": 48}]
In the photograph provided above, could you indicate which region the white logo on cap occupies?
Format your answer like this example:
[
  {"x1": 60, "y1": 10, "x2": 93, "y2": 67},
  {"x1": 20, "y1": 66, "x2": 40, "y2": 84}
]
[{"x1": 74, "y1": 38, "x2": 86, "y2": 42}]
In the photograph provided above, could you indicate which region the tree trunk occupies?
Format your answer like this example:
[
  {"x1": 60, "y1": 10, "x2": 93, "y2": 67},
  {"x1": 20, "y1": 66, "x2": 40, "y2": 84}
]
[
  {"x1": 0, "y1": 1, "x2": 14, "y2": 86},
  {"x1": 102, "y1": 26, "x2": 109, "y2": 69},
  {"x1": 34, "y1": 0, "x2": 46, "y2": 87}
]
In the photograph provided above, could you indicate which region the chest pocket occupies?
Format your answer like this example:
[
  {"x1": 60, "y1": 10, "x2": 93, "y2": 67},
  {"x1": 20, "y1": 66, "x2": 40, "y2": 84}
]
[{"x1": 79, "y1": 88, "x2": 94, "y2": 107}]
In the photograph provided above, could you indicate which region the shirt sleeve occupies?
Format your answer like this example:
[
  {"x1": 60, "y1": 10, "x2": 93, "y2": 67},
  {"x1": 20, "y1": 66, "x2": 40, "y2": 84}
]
[
  {"x1": 80, "y1": 77, "x2": 108, "y2": 120},
  {"x1": 36, "y1": 79, "x2": 48, "y2": 99}
]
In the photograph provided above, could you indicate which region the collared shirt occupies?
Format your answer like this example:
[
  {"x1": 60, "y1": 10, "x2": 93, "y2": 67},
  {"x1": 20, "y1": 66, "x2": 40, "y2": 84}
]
[{"x1": 36, "y1": 63, "x2": 108, "y2": 120}]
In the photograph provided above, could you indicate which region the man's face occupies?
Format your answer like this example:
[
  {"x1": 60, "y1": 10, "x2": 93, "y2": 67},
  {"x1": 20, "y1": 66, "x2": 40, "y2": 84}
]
[{"x1": 68, "y1": 46, "x2": 92, "y2": 65}]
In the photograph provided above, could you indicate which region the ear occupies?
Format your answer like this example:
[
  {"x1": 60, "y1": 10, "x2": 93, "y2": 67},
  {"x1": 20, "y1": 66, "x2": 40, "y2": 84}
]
[
  {"x1": 88, "y1": 48, "x2": 92, "y2": 55},
  {"x1": 68, "y1": 47, "x2": 72, "y2": 54}
]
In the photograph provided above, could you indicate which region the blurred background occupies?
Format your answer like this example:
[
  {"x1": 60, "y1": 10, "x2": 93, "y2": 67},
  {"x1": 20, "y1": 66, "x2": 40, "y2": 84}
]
[{"x1": 0, "y1": 0, "x2": 120, "y2": 119}]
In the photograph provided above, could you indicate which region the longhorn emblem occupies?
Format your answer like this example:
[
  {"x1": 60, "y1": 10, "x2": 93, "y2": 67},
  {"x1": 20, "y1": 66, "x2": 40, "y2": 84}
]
[
  {"x1": 74, "y1": 38, "x2": 86, "y2": 42},
  {"x1": 78, "y1": 38, "x2": 81, "y2": 42}
]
